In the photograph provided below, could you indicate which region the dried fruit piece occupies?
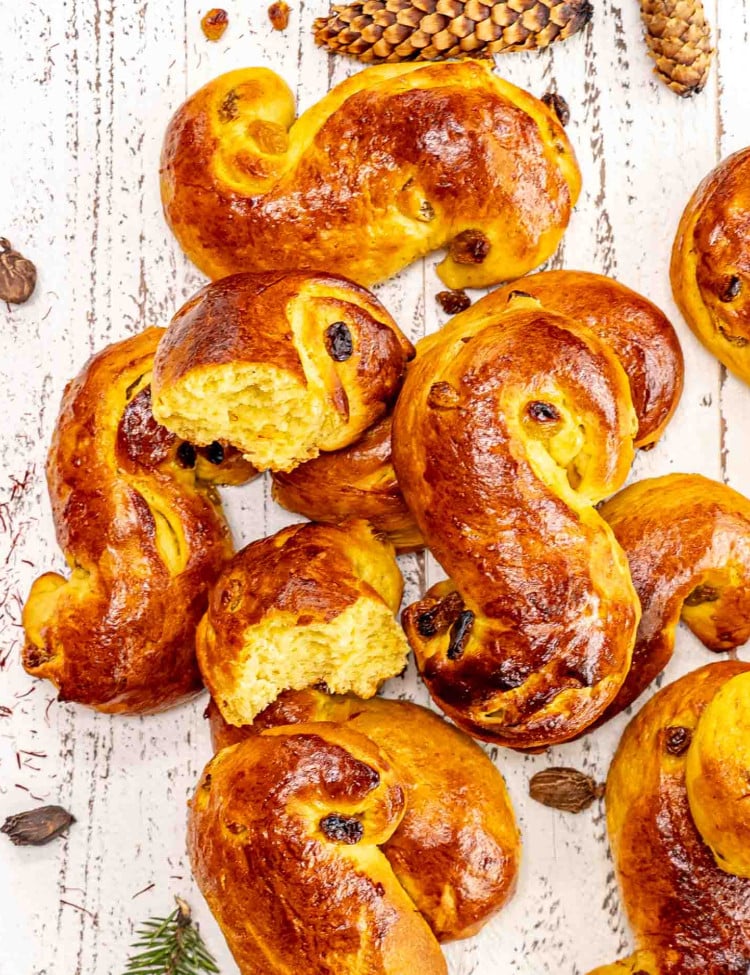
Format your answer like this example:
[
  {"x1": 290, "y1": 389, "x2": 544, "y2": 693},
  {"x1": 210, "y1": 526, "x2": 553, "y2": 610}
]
[
  {"x1": 640, "y1": 0, "x2": 713, "y2": 97},
  {"x1": 204, "y1": 441, "x2": 225, "y2": 465},
  {"x1": 541, "y1": 91, "x2": 571, "y2": 126},
  {"x1": 684, "y1": 584, "x2": 720, "y2": 606},
  {"x1": 201, "y1": 8, "x2": 229, "y2": 41},
  {"x1": 177, "y1": 441, "x2": 197, "y2": 468},
  {"x1": 268, "y1": 1, "x2": 290, "y2": 31},
  {"x1": 529, "y1": 767, "x2": 604, "y2": 812},
  {"x1": 527, "y1": 401, "x2": 561, "y2": 423},
  {"x1": 325, "y1": 322, "x2": 354, "y2": 361},
  {"x1": 720, "y1": 275, "x2": 742, "y2": 303},
  {"x1": 436, "y1": 290, "x2": 472, "y2": 314},
  {"x1": 450, "y1": 230, "x2": 490, "y2": 265},
  {"x1": 320, "y1": 813, "x2": 364, "y2": 844},
  {"x1": 665, "y1": 725, "x2": 692, "y2": 756},
  {"x1": 427, "y1": 381, "x2": 461, "y2": 410},
  {"x1": 447, "y1": 610, "x2": 474, "y2": 660},
  {"x1": 313, "y1": 0, "x2": 593, "y2": 64},
  {"x1": 416, "y1": 591, "x2": 465, "y2": 637},
  {"x1": 0, "y1": 238, "x2": 36, "y2": 304},
  {"x1": 1, "y1": 805, "x2": 75, "y2": 845}
]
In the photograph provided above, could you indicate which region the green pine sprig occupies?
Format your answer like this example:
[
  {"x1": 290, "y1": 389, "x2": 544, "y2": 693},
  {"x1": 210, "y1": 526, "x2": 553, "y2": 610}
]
[{"x1": 122, "y1": 896, "x2": 220, "y2": 975}]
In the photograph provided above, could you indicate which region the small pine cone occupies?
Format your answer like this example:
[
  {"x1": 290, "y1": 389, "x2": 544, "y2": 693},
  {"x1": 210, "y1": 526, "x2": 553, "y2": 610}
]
[
  {"x1": 640, "y1": 0, "x2": 713, "y2": 97},
  {"x1": 313, "y1": 0, "x2": 593, "y2": 64}
]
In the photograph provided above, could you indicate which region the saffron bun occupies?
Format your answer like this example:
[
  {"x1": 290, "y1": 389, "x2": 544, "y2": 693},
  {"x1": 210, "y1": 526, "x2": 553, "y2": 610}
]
[
  {"x1": 197, "y1": 519, "x2": 410, "y2": 726},
  {"x1": 671, "y1": 147, "x2": 750, "y2": 384},
  {"x1": 272, "y1": 270, "x2": 682, "y2": 547},
  {"x1": 392, "y1": 294, "x2": 641, "y2": 749},
  {"x1": 206, "y1": 688, "x2": 521, "y2": 943},
  {"x1": 587, "y1": 662, "x2": 750, "y2": 974},
  {"x1": 161, "y1": 61, "x2": 580, "y2": 288},
  {"x1": 151, "y1": 271, "x2": 413, "y2": 473},
  {"x1": 597, "y1": 472, "x2": 750, "y2": 721},
  {"x1": 22, "y1": 329, "x2": 255, "y2": 713}
]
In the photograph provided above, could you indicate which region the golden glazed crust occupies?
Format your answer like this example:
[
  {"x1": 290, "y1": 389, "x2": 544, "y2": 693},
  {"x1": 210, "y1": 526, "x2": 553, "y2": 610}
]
[
  {"x1": 272, "y1": 271, "x2": 682, "y2": 545},
  {"x1": 392, "y1": 298, "x2": 640, "y2": 749},
  {"x1": 207, "y1": 689, "x2": 520, "y2": 942},
  {"x1": 587, "y1": 662, "x2": 750, "y2": 975},
  {"x1": 482, "y1": 271, "x2": 683, "y2": 448},
  {"x1": 197, "y1": 519, "x2": 410, "y2": 725},
  {"x1": 272, "y1": 415, "x2": 423, "y2": 552},
  {"x1": 190, "y1": 722, "x2": 449, "y2": 975},
  {"x1": 671, "y1": 147, "x2": 750, "y2": 384},
  {"x1": 151, "y1": 271, "x2": 413, "y2": 473},
  {"x1": 22, "y1": 330, "x2": 255, "y2": 713},
  {"x1": 160, "y1": 62, "x2": 581, "y2": 289},
  {"x1": 598, "y1": 473, "x2": 750, "y2": 721}
]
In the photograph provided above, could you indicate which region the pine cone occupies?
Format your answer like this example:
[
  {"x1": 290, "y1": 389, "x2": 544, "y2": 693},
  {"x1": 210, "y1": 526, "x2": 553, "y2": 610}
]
[
  {"x1": 313, "y1": 0, "x2": 593, "y2": 64},
  {"x1": 640, "y1": 0, "x2": 713, "y2": 97}
]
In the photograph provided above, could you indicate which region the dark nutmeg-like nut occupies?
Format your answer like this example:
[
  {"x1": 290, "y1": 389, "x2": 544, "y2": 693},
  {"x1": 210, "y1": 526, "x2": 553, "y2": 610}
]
[
  {"x1": 541, "y1": 91, "x2": 571, "y2": 126},
  {"x1": 0, "y1": 238, "x2": 37, "y2": 304},
  {"x1": 325, "y1": 322, "x2": 354, "y2": 361},
  {"x1": 319, "y1": 813, "x2": 364, "y2": 844},
  {"x1": 529, "y1": 767, "x2": 603, "y2": 813},
  {"x1": 450, "y1": 229, "x2": 491, "y2": 265},
  {"x1": 1, "y1": 805, "x2": 75, "y2": 846}
]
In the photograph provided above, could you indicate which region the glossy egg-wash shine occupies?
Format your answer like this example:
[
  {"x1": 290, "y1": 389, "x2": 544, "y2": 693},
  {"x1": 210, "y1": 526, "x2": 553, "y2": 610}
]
[{"x1": 160, "y1": 62, "x2": 580, "y2": 289}]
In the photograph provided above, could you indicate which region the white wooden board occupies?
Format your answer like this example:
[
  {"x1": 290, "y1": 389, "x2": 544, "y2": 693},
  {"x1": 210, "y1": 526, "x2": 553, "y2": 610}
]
[{"x1": 1, "y1": 2, "x2": 748, "y2": 973}]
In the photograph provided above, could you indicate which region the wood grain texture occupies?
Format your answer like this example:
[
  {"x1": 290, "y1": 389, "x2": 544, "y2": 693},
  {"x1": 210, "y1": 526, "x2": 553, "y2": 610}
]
[{"x1": 0, "y1": 1, "x2": 747, "y2": 973}]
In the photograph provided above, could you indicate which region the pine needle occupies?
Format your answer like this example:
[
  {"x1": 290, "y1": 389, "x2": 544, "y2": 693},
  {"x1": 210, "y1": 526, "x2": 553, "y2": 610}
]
[{"x1": 121, "y1": 896, "x2": 220, "y2": 975}]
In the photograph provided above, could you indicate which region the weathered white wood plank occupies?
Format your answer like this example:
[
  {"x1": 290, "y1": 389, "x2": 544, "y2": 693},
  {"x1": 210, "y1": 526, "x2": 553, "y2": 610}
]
[{"x1": 0, "y1": 2, "x2": 748, "y2": 974}]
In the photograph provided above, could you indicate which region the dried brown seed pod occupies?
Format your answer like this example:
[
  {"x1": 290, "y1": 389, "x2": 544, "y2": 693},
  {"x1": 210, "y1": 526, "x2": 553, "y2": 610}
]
[
  {"x1": 268, "y1": 1, "x2": 290, "y2": 31},
  {"x1": 640, "y1": 0, "x2": 713, "y2": 97},
  {"x1": 201, "y1": 9, "x2": 229, "y2": 41},
  {"x1": 1, "y1": 805, "x2": 75, "y2": 846},
  {"x1": 529, "y1": 767, "x2": 604, "y2": 813},
  {"x1": 436, "y1": 289, "x2": 472, "y2": 314},
  {"x1": 313, "y1": 0, "x2": 593, "y2": 64},
  {"x1": 0, "y1": 238, "x2": 36, "y2": 304}
]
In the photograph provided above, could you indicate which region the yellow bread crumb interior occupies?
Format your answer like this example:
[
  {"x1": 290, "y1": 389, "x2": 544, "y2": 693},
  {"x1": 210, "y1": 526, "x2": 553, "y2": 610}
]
[{"x1": 203, "y1": 597, "x2": 410, "y2": 726}]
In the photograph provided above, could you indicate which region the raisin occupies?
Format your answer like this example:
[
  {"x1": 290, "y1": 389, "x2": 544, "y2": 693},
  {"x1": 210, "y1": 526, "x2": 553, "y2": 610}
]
[
  {"x1": 320, "y1": 814, "x2": 364, "y2": 844},
  {"x1": 527, "y1": 401, "x2": 560, "y2": 422},
  {"x1": 416, "y1": 591, "x2": 465, "y2": 637},
  {"x1": 427, "y1": 381, "x2": 460, "y2": 410},
  {"x1": 436, "y1": 290, "x2": 471, "y2": 314},
  {"x1": 325, "y1": 322, "x2": 353, "y2": 361},
  {"x1": 665, "y1": 726, "x2": 692, "y2": 756},
  {"x1": 450, "y1": 229, "x2": 491, "y2": 265},
  {"x1": 176, "y1": 442, "x2": 197, "y2": 468},
  {"x1": 720, "y1": 275, "x2": 742, "y2": 302},
  {"x1": 684, "y1": 584, "x2": 720, "y2": 607},
  {"x1": 205, "y1": 441, "x2": 225, "y2": 465},
  {"x1": 447, "y1": 610, "x2": 474, "y2": 660},
  {"x1": 201, "y1": 8, "x2": 229, "y2": 41}
]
